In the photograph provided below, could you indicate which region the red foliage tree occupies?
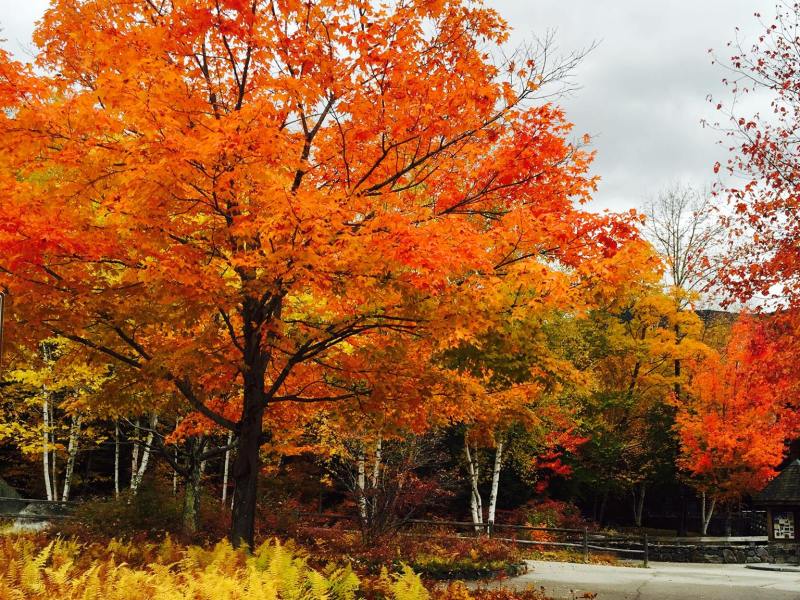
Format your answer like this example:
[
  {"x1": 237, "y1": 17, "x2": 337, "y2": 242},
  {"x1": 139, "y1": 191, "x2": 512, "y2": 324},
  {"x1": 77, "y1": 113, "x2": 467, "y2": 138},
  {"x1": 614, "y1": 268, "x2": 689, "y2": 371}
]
[
  {"x1": 713, "y1": 4, "x2": 800, "y2": 308},
  {"x1": 675, "y1": 318, "x2": 799, "y2": 532}
]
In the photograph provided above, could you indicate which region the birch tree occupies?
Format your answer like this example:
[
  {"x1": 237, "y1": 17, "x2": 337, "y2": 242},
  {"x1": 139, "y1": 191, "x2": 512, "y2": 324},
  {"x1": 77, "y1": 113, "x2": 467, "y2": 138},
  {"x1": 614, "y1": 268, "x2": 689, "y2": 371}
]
[
  {"x1": 326, "y1": 431, "x2": 438, "y2": 543},
  {"x1": 40, "y1": 343, "x2": 55, "y2": 501},
  {"x1": 700, "y1": 491, "x2": 717, "y2": 536},
  {"x1": 221, "y1": 430, "x2": 233, "y2": 505},
  {"x1": 42, "y1": 393, "x2": 53, "y2": 501},
  {"x1": 0, "y1": 338, "x2": 108, "y2": 502},
  {"x1": 463, "y1": 436, "x2": 484, "y2": 532},
  {"x1": 60, "y1": 414, "x2": 82, "y2": 502},
  {"x1": 486, "y1": 434, "x2": 505, "y2": 530},
  {"x1": 129, "y1": 414, "x2": 158, "y2": 498}
]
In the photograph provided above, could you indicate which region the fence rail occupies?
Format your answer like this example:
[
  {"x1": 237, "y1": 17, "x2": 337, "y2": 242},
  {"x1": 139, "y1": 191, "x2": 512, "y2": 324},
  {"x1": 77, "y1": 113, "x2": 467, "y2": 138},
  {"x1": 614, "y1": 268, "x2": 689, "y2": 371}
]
[
  {"x1": 0, "y1": 496, "x2": 77, "y2": 505},
  {"x1": 0, "y1": 512, "x2": 76, "y2": 520},
  {"x1": 297, "y1": 512, "x2": 651, "y2": 566}
]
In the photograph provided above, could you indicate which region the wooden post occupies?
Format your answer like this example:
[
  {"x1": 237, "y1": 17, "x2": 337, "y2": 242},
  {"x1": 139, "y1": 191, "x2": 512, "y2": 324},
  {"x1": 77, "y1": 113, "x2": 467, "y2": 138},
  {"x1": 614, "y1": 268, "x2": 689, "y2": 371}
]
[
  {"x1": 583, "y1": 527, "x2": 589, "y2": 563},
  {"x1": 643, "y1": 533, "x2": 649, "y2": 568}
]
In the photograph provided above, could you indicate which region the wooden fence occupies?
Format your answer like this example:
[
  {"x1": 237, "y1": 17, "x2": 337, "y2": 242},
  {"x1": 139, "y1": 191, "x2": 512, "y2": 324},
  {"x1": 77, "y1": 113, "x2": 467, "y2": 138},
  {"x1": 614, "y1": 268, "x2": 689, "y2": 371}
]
[
  {"x1": 0, "y1": 498, "x2": 769, "y2": 568},
  {"x1": 296, "y1": 512, "x2": 773, "y2": 566},
  {"x1": 297, "y1": 512, "x2": 652, "y2": 566}
]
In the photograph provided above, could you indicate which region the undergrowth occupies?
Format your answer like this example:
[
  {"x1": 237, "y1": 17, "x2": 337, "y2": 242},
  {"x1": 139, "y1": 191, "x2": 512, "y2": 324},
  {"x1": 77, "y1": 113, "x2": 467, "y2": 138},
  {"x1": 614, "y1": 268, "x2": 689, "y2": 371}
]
[
  {"x1": 0, "y1": 534, "x2": 553, "y2": 599},
  {"x1": 296, "y1": 528, "x2": 527, "y2": 579},
  {"x1": 0, "y1": 534, "x2": 417, "y2": 599}
]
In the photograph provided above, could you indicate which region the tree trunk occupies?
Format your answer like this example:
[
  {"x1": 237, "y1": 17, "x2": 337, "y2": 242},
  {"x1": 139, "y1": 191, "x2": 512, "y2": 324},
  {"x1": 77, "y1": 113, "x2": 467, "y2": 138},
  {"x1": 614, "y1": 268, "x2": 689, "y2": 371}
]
[
  {"x1": 633, "y1": 481, "x2": 646, "y2": 528},
  {"x1": 114, "y1": 421, "x2": 120, "y2": 499},
  {"x1": 487, "y1": 435, "x2": 504, "y2": 531},
  {"x1": 129, "y1": 414, "x2": 157, "y2": 499},
  {"x1": 131, "y1": 417, "x2": 140, "y2": 477},
  {"x1": 173, "y1": 417, "x2": 181, "y2": 496},
  {"x1": 172, "y1": 449, "x2": 178, "y2": 496},
  {"x1": 598, "y1": 488, "x2": 609, "y2": 527},
  {"x1": 229, "y1": 379, "x2": 266, "y2": 548},
  {"x1": 356, "y1": 445, "x2": 367, "y2": 520},
  {"x1": 464, "y1": 436, "x2": 483, "y2": 532},
  {"x1": 222, "y1": 430, "x2": 233, "y2": 505},
  {"x1": 182, "y1": 439, "x2": 203, "y2": 535},
  {"x1": 678, "y1": 484, "x2": 688, "y2": 536},
  {"x1": 42, "y1": 396, "x2": 53, "y2": 501},
  {"x1": 369, "y1": 436, "x2": 382, "y2": 522},
  {"x1": 61, "y1": 414, "x2": 82, "y2": 502},
  {"x1": 701, "y1": 491, "x2": 716, "y2": 536},
  {"x1": 371, "y1": 436, "x2": 382, "y2": 487},
  {"x1": 228, "y1": 296, "x2": 277, "y2": 548},
  {"x1": 724, "y1": 504, "x2": 733, "y2": 537},
  {"x1": 183, "y1": 460, "x2": 201, "y2": 534},
  {"x1": 49, "y1": 401, "x2": 58, "y2": 501}
]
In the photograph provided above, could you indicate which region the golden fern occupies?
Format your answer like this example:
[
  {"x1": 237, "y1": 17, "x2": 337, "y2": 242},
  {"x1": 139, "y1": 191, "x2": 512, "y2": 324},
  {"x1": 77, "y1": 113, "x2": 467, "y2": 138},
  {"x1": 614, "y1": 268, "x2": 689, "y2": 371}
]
[
  {"x1": 0, "y1": 534, "x2": 431, "y2": 600},
  {"x1": 380, "y1": 564, "x2": 430, "y2": 600}
]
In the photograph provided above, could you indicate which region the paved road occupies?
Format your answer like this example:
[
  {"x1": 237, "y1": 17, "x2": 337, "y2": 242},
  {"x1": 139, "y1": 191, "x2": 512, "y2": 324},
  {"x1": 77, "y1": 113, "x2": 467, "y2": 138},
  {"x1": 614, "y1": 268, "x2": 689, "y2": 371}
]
[{"x1": 502, "y1": 561, "x2": 800, "y2": 599}]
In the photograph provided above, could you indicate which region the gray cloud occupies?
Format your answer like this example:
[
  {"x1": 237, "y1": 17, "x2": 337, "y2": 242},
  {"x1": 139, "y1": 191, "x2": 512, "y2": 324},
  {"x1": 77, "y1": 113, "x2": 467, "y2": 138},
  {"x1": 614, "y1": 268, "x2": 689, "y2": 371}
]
[
  {"x1": 0, "y1": 0, "x2": 49, "y2": 61},
  {"x1": 0, "y1": 0, "x2": 776, "y2": 212},
  {"x1": 496, "y1": 0, "x2": 775, "y2": 211}
]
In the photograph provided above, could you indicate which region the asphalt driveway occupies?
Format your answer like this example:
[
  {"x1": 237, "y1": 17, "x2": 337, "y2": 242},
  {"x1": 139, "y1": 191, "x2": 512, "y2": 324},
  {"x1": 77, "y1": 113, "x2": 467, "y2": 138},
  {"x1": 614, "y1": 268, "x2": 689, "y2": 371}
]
[{"x1": 501, "y1": 561, "x2": 800, "y2": 599}]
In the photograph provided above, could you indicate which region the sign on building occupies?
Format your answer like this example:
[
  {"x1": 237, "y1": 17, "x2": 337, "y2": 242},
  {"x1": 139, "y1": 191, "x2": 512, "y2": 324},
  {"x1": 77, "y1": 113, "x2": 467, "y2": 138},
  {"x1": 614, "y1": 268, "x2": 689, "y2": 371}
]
[{"x1": 773, "y1": 511, "x2": 796, "y2": 540}]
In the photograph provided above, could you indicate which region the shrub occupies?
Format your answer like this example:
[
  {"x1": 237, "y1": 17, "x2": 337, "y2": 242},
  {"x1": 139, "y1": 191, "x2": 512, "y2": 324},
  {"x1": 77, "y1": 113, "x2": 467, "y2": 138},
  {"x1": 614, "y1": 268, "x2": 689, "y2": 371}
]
[
  {"x1": 295, "y1": 527, "x2": 525, "y2": 580},
  {"x1": 54, "y1": 484, "x2": 185, "y2": 540},
  {"x1": 408, "y1": 537, "x2": 525, "y2": 580},
  {"x1": 53, "y1": 483, "x2": 237, "y2": 543},
  {"x1": 519, "y1": 500, "x2": 586, "y2": 530}
]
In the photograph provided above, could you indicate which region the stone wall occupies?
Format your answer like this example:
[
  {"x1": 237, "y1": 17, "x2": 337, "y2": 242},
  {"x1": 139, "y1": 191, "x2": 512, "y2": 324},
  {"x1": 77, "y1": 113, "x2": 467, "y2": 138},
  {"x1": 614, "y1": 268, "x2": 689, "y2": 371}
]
[{"x1": 605, "y1": 540, "x2": 799, "y2": 564}]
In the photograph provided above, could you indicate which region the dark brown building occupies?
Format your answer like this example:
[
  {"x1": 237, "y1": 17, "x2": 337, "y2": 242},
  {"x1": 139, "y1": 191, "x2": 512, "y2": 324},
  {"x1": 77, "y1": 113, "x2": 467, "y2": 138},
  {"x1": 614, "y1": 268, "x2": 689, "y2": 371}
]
[{"x1": 754, "y1": 459, "x2": 800, "y2": 542}]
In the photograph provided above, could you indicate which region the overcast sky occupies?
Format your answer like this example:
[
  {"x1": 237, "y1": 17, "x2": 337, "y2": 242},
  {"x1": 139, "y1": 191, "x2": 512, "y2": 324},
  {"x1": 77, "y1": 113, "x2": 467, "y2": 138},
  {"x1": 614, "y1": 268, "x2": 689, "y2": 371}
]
[{"x1": 0, "y1": 1, "x2": 775, "y2": 212}]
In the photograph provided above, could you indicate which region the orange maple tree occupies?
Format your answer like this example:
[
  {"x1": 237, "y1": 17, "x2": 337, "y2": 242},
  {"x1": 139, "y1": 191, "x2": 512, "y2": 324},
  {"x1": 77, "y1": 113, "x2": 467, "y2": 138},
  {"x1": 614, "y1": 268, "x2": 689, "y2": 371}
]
[
  {"x1": 0, "y1": 0, "x2": 635, "y2": 545},
  {"x1": 675, "y1": 318, "x2": 799, "y2": 531}
]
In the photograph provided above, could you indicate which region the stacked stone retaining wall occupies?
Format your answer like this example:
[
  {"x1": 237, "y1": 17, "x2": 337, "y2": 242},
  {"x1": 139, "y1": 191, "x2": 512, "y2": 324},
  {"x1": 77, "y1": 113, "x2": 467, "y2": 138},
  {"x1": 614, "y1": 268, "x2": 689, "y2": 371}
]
[{"x1": 604, "y1": 540, "x2": 799, "y2": 564}]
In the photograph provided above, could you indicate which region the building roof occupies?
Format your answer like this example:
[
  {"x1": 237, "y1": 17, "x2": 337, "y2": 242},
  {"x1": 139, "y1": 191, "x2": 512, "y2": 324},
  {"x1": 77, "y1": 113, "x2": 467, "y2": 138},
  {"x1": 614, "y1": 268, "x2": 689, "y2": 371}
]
[{"x1": 754, "y1": 459, "x2": 800, "y2": 506}]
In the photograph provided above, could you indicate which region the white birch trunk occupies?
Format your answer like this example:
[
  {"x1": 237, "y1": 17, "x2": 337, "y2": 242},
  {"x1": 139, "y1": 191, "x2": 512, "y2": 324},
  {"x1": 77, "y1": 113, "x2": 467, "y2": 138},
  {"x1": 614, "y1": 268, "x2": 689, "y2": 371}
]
[
  {"x1": 61, "y1": 414, "x2": 82, "y2": 502},
  {"x1": 464, "y1": 437, "x2": 483, "y2": 532},
  {"x1": 129, "y1": 414, "x2": 158, "y2": 499},
  {"x1": 114, "y1": 421, "x2": 120, "y2": 499},
  {"x1": 222, "y1": 430, "x2": 233, "y2": 505},
  {"x1": 701, "y1": 491, "x2": 706, "y2": 533},
  {"x1": 49, "y1": 400, "x2": 58, "y2": 501},
  {"x1": 356, "y1": 446, "x2": 367, "y2": 520},
  {"x1": 42, "y1": 396, "x2": 53, "y2": 501},
  {"x1": 487, "y1": 436, "x2": 504, "y2": 529},
  {"x1": 172, "y1": 448, "x2": 178, "y2": 496},
  {"x1": 701, "y1": 492, "x2": 716, "y2": 536},
  {"x1": 131, "y1": 417, "x2": 140, "y2": 478},
  {"x1": 371, "y1": 436, "x2": 382, "y2": 487}
]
